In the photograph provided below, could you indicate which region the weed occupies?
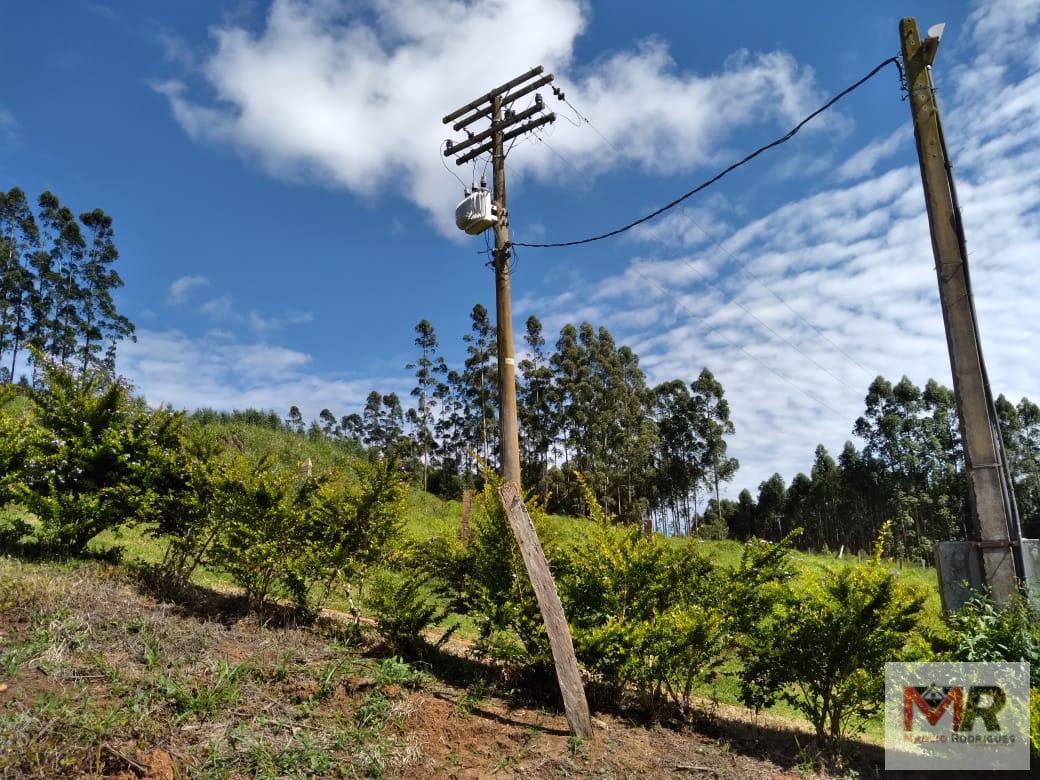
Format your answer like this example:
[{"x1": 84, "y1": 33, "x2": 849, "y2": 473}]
[
  {"x1": 1, "y1": 630, "x2": 49, "y2": 675},
  {"x1": 794, "y1": 735, "x2": 823, "y2": 777},
  {"x1": 567, "y1": 734, "x2": 585, "y2": 757},
  {"x1": 454, "y1": 678, "x2": 493, "y2": 715},
  {"x1": 355, "y1": 690, "x2": 391, "y2": 730},
  {"x1": 157, "y1": 658, "x2": 250, "y2": 720},
  {"x1": 375, "y1": 656, "x2": 426, "y2": 689}
]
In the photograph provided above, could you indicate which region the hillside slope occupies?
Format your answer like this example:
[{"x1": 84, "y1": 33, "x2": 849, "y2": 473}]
[{"x1": 0, "y1": 558, "x2": 886, "y2": 779}]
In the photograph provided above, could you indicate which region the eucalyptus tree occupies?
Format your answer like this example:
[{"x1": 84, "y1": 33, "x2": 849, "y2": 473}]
[
  {"x1": 406, "y1": 319, "x2": 446, "y2": 490},
  {"x1": 36, "y1": 193, "x2": 87, "y2": 365},
  {"x1": 518, "y1": 315, "x2": 557, "y2": 494},
  {"x1": 433, "y1": 368, "x2": 468, "y2": 486},
  {"x1": 319, "y1": 408, "x2": 338, "y2": 437},
  {"x1": 462, "y1": 304, "x2": 497, "y2": 466},
  {"x1": 996, "y1": 394, "x2": 1040, "y2": 538},
  {"x1": 77, "y1": 208, "x2": 134, "y2": 371},
  {"x1": 0, "y1": 187, "x2": 39, "y2": 379},
  {"x1": 691, "y1": 368, "x2": 738, "y2": 527}
]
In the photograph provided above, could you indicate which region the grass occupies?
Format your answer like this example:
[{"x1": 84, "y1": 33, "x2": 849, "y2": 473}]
[{"x1": 0, "y1": 557, "x2": 423, "y2": 778}]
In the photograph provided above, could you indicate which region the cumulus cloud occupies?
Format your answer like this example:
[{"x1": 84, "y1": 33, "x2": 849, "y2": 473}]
[
  {"x1": 160, "y1": 0, "x2": 826, "y2": 233},
  {"x1": 167, "y1": 274, "x2": 210, "y2": 304}
]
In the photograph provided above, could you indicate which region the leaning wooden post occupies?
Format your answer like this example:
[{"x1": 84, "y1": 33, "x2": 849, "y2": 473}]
[{"x1": 499, "y1": 481, "x2": 593, "y2": 738}]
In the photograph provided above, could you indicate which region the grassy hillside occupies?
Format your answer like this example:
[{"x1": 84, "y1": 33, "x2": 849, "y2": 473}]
[{"x1": 2, "y1": 411, "x2": 954, "y2": 755}]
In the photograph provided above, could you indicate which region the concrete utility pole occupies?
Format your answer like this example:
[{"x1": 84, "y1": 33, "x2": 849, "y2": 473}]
[
  {"x1": 442, "y1": 66, "x2": 556, "y2": 487},
  {"x1": 900, "y1": 18, "x2": 1024, "y2": 605},
  {"x1": 443, "y1": 70, "x2": 596, "y2": 740}
]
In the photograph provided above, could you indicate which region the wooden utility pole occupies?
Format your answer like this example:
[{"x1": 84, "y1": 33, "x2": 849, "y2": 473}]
[
  {"x1": 443, "y1": 67, "x2": 554, "y2": 487},
  {"x1": 900, "y1": 18, "x2": 1023, "y2": 604},
  {"x1": 443, "y1": 70, "x2": 596, "y2": 740},
  {"x1": 491, "y1": 92, "x2": 523, "y2": 487}
]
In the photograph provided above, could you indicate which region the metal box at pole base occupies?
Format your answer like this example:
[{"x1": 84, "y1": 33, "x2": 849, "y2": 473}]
[
  {"x1": 935, "y1": 539, "x2": 1040, "y2": 612},
  {"x1": 1021, "y1": 539, "x2": 1040, "y2": 612},
  {"x1": 935, "y1": 540, "x2": 984, "y2": 613}
]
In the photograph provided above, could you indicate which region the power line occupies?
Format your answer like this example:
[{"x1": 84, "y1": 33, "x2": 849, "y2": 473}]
[
  {"x1": 548, "y1": 77, "x2": 877, "y2": 387},
  {"x1": 552, "y1": 84, "x2": 623, "y2": 158},
  {"x1": 440, "y1": 140, "x2": 468, "y2": 191},
  {"x1": 513, "y1": 56, "x2": 901, "y2": 249}
]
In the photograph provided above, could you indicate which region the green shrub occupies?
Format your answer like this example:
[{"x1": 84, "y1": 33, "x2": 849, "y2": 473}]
[
  {"x1": 148, "y1": 426, "x2": 225, "y2": 587},
  {"x1": 421, "y1": 474, "x2": 552, "y2": 671},
  {"x1": 738, "y1": 524, "x2": 928, "y2": 740},
  {"x1": 0, "y1": 385, "x2": 38, "y2": 510},
  {"x1": 365, "y1": 568, "x2": 456, "y2": 654},
  {"x1": 19, "y1": 356, "x2": 182, "y2": 554},
  {"x1": 206, "y1": 453, "x2": 404, "y2": 619},
  {"x1": 943, "y1": 592, "x2": 1040, "y2": 688},
  {"x1": 559, "y1": 474, "x2": 727, "y2": 714}
]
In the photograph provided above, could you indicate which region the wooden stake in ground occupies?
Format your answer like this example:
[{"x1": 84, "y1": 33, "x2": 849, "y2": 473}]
[{"x1": 499, "y1": 481, "x2": 593, "y2": 739}]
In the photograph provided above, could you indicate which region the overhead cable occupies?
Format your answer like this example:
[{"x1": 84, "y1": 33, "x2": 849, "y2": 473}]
[{"x1": 512, "y1": 56, "x2": 901, "y2": 249}]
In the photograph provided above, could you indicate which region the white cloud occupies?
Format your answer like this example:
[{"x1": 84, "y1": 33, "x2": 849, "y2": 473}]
[
  {"x1": 118, "y1": 329, "x2": 401, "y2": 420},
  {"x1": 249, "y1": 309, "x2": 315, "y2": 333},
  {"x1": 167, "y1": 274, "x2": 210, "y2": 304},
  {"x1": 200, "y1": 294, "x2": 234, "y2": 319},
  {"x1": 834, "y1": 126, "x2": 907, "y2": 182},
  {"x1": 160, "y1": 0, "x2": 828, "y2": 233}
]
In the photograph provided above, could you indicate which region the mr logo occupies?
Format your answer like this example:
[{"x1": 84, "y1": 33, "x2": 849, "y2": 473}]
[{"x1": 902, "y1": 684, "x2": 1007, "y2": 732}]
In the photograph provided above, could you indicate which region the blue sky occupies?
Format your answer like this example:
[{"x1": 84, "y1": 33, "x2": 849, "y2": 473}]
[{"x1": 3, "y1": 0, "x2": 1039, "y2": 494}]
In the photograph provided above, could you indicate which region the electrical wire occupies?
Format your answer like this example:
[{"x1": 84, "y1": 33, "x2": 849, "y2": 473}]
[
  {"x1": 553, "y1": 85, "x2": 623, "y2": 158},
  {"x1": 439, "y1": 140, "x2": 468, "y2": 191},
  {"x1": 551, "y1": 76, "x2": 879, "y2": 383},
  {"x1": 533, "y1": 127, "x2": 582, "y2": 176},
  {"x1": 513, "y1": 56, "x2": 901, "y2": 249}
]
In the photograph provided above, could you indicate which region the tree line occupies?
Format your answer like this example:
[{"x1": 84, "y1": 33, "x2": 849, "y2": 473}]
[
  {"x1": 722, "y1": 377, "x2": 1040, "y2": 558},
  {"x1": 0, "y1": 186, "x2": 135, "y2": 381},
  {"x1": 285, "y1": 306, "x2": 739, "y2": 529},
  {"x1": 288, "y1": 313, "x2": 1040, "y2": 558}
]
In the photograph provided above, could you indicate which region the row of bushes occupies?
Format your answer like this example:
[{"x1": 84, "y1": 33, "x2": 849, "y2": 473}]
[
  {"x1": 420, "y1": 482, "x2": 1040, "y2": 746},
  {"x1": 0, "y1": 357, "x2": 405, "y2": 619},
  {"x1": 404, "y1": 478, "x2": 934, "y2": 740}
]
